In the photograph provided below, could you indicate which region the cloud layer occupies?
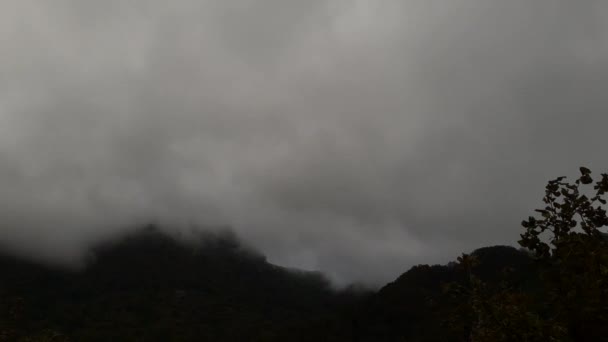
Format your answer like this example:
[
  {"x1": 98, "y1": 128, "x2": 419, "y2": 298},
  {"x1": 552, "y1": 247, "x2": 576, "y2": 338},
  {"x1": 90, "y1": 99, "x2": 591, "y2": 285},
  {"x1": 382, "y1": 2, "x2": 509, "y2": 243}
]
[{"x1": 1, "y1": 0, "x2": 608, "y2": 284}]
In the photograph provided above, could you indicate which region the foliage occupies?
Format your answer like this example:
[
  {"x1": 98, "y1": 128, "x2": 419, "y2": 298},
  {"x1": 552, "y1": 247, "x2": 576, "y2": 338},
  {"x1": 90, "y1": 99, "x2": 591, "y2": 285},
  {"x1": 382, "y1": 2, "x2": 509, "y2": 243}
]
[
  {"x1": 444, "y1": 167, "x2": 608, "y2": 341},
  {"x1": 519, "y1": 167, "x2": 608, "y2": 341},
  {"x1": 445, "y1": 254, "x2": 566, "y2": 342},
  {"x1": 519, "y1": 166, "x2": 608, "y2": 258},
  {"x1": 357, "y1": 167, "x2": 608, "y2": 341}
]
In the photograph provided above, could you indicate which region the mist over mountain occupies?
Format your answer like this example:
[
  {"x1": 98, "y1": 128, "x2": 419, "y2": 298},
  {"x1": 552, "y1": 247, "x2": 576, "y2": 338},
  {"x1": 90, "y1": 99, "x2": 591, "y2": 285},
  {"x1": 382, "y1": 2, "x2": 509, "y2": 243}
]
[
  {"x1": 2, "y1": 1, "x2": 608, "y2": 340},
  {"x1": 3, "y1": 1, "x2": 608, "y2": 285},
  {"x1": 2, "y1": 171, "x2": 607, "y2": 341},
  {"x1": 0, "y1": 226, "x2": 531, "y2": 341},
  {"x1": 0, "y1": 227, "x2": 366, "y2": 341},
  {"x1": 5, "y1": 225, "x2": 596, "y2": 341}
]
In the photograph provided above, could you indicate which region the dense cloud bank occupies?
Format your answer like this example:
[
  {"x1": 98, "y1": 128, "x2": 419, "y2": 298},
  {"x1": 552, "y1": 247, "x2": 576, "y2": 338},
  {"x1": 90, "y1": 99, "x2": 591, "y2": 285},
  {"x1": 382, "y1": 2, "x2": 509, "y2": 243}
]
[{"x1": 1, "y1": 1, "x2": 608, "y2": 284}]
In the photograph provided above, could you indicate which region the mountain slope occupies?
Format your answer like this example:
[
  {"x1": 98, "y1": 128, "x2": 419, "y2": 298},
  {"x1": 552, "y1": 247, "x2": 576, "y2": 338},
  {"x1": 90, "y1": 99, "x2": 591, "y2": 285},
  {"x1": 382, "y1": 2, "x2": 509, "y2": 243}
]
[
  {"x1": 355, "y1": 246, "x2": 538, "y2": 341},
  {"x1": 0, "y1": 229, "x2": 555, "y2": 342},
  {"x1": 0, "y1": 227, "x2": 363, "y2": 341}
]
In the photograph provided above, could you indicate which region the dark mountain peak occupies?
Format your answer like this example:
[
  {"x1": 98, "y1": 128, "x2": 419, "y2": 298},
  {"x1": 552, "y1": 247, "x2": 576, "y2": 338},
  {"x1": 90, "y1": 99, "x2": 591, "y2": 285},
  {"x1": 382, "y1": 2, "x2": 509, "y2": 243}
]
[
  {"x1": 0, "y1": 227, "x2": 358, "y2": 341},
  {"x1": 469, "y1": 245, "x2": 534, "y2": 280},
  {"x1": 470, "y1": 245, "x2": 529, "y2": 260}
]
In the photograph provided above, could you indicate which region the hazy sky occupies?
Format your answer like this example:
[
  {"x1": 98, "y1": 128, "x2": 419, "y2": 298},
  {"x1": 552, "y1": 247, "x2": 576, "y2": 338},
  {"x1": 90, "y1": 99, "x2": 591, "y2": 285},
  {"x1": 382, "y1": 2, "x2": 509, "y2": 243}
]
[{"x1": 1, "y1": 0, "x2": 608, "y2": 285}]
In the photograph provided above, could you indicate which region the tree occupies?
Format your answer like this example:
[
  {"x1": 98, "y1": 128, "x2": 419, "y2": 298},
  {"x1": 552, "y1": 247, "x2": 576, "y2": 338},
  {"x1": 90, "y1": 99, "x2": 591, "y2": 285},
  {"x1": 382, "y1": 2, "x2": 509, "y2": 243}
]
[
  {"x1": 520, "y1": 167, "x2": 608, "y2": 340},
  {"x1": 445, "y1": 254, "x2": 565, "y2": 342},
  {"x1": 447, "y1": 167, "x2": 608, "y2": 341}
]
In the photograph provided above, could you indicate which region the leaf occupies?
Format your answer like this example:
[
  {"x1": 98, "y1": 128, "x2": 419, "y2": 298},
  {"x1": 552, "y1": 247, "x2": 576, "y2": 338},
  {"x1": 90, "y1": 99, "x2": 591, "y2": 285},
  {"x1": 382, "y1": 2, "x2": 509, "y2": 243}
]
[{"x1": 580, "y1": 166, "x2": 592, "y2": 175}]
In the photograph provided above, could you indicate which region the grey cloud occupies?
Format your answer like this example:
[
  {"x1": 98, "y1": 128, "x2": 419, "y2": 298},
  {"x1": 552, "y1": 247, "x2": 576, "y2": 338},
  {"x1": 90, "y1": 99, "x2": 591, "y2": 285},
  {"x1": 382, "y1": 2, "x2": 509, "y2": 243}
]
[{"x1": 1, "y1": 0, "x2": 608, "y2": 285}]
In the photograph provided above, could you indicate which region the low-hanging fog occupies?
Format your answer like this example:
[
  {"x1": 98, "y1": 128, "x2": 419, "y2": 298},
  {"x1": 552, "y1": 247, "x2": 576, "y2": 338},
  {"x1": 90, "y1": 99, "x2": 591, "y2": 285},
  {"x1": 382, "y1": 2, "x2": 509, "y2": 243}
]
[{"x1": 1, "y1": 0, "x2": 608, "y2": 285}]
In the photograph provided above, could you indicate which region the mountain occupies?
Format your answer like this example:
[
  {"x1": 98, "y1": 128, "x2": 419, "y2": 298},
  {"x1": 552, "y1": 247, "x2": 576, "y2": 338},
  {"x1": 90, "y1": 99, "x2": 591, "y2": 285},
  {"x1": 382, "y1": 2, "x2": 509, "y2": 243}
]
[
  {"x1": 0, "y1": 227, "x2": 366, "y2": 341},
  {"x1": 354, "y1": 246, "x2": 538, "y2": 341},
  {"x1": 1, "y1": 228, "x2": 592, "y2": 341}
]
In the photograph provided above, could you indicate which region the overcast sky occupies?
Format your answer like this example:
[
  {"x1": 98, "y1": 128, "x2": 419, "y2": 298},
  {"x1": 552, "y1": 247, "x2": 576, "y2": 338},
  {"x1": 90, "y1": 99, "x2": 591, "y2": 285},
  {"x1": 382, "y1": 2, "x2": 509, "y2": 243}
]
[{"x1": 1, "y1": 0, "x2": 608, "y2": 285}]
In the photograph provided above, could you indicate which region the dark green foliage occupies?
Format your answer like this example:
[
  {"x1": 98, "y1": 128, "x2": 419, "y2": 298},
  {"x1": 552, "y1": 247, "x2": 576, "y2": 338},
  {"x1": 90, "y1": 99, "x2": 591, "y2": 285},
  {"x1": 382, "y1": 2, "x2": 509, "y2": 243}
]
[
  {"x1": 519, "y1": 168, "x2": 608, "y2": 341},
  {"x1": 423, "y1": 167, "x2": 608, "y2": 342}
]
